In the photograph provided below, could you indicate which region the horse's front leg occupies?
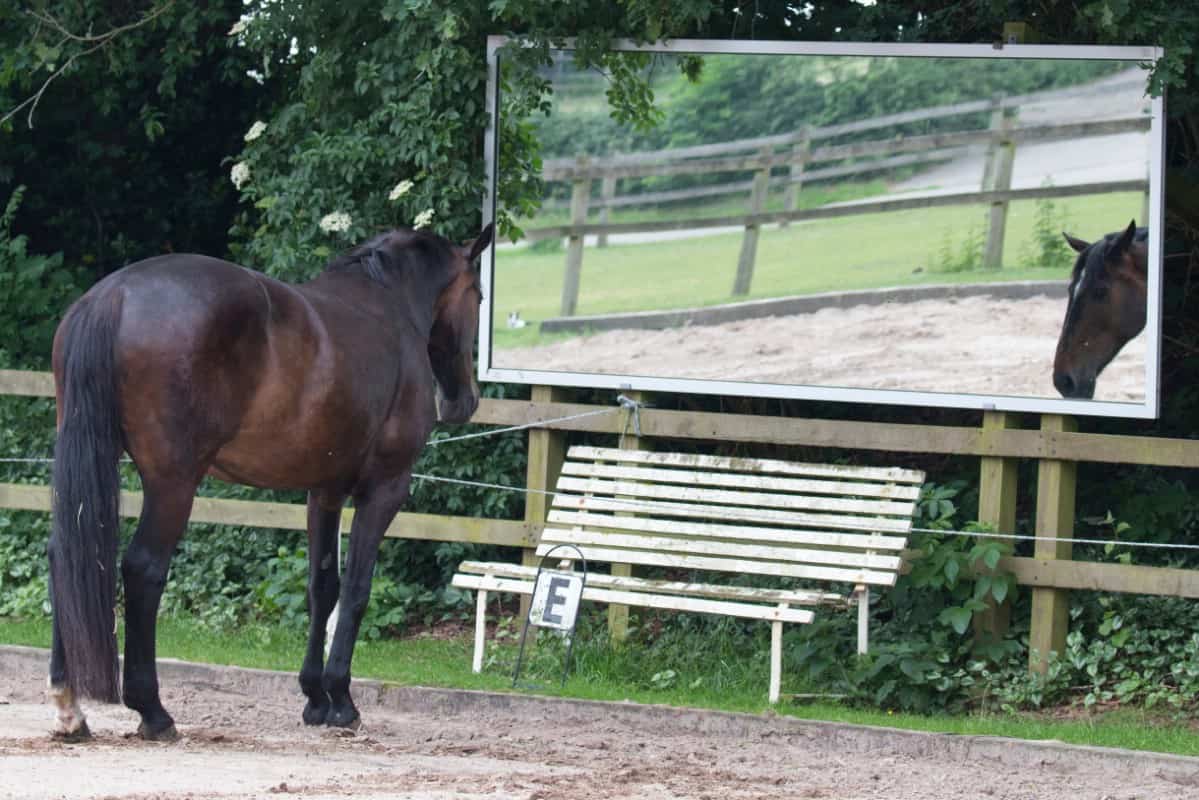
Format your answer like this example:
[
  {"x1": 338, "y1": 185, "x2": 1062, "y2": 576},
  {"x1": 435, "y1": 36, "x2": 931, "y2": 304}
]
[
  {"x1": 299, "y1": 490, "x2": 348, "y2": 725},
  {"x1": 323, "y1": 475, "x2": 411, "y2": 729},
  {"x1": 121, "y1": 480, "x2": 197, "y2": 741}
]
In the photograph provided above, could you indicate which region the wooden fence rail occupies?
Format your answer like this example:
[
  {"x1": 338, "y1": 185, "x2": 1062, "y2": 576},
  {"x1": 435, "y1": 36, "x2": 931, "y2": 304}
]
[
  {"x1": 531, "y1": 87, "x2": 1151, "y2": 315},
  {"x1": 540, "y1": 72, "x2": 1148, "y2": 174},
  {"x1": 524, "y1": 180, "x2": 1149, "y2": 242},
  {"x1": 4, "y1": 370, "x2": 1196, "y2": 672},
  {"x1": 542, "y1": 148, "x2": 971, "y2": 212}
]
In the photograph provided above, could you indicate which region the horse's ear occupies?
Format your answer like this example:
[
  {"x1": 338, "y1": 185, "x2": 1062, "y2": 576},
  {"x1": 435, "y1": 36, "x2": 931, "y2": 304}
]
[
  {"x1": 1111, "y1": 219, "x2": 1138, "y2": 255},
  {"x1": 1063, "y1": 232, "x2": 1091, "y2": 254},
  {"x1": 465, "y1": 223, "x2": 494, "y2": 264}
]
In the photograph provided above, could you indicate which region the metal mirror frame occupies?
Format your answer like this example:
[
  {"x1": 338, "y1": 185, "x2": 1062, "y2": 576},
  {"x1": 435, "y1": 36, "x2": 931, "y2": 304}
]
[{"x1": 479, "y1": 36, "x2": 1165, "y2": 419}]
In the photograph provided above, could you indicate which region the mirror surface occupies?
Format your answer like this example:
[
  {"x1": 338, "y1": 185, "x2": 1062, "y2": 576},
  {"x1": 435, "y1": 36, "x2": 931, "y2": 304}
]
[{"x1": 483, "y1": 40, "x2": 1162, "y2": 417}]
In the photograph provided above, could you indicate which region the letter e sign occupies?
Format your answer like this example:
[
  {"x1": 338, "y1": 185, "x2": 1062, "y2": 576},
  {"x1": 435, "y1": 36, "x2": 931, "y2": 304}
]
[{"x1": 529, "y1": 571, "x2": 583, "y2": 631}]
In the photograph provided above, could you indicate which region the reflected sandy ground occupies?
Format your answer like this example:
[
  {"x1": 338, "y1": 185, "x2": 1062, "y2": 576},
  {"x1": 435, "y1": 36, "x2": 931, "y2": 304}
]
[{"x1": 492, "y1": 294, "x2": 1147, "y2": 402}]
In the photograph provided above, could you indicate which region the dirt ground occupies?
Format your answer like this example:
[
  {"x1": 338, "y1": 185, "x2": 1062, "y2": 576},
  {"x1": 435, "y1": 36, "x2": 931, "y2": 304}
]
[
  {"x1": 494, "y1": 295, "x2": 1148, "y2": 403},
  {"x1": 2, "y1": 647, "x2": 1197, "y2": 800}
]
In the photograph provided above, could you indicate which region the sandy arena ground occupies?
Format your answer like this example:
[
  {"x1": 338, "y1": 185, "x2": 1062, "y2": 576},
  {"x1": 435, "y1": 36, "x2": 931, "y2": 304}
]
[
  {"x1": 2, "y1": 647, "x2": 1197, "y2": 800},
  {"x1": 494, "y1": 295, "x2": 1147, "y2": 403}
]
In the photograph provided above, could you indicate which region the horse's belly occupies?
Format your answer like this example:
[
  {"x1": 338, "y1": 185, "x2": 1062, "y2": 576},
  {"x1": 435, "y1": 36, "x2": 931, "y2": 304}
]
[{"x1": 210, "y1": 434, "x2": 359, "y2": 491}]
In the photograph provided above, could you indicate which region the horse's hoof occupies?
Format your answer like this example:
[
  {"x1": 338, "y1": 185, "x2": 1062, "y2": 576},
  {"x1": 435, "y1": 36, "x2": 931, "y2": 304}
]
[
  {"x1": 50, "y1": 720, "x2": 92, "y2": 742},
  {"x1": 302, "y1": 700, "x2": 329, "y2": 726},
  {"x1": 137, "y1": 720, "x2": 180, "y2": 742},
  {"x1": 325, "y1": 704, "x2": 361, "y2": 730}
]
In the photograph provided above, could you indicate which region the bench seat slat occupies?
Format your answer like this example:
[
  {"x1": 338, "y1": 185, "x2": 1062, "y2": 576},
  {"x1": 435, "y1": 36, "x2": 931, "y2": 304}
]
[
  {"x1": 546, "y1": 510, "x2": 908, "y2": 551},
  {"x1": 534, "y1": 540, "x2": 899, "y2": 586},
  {"x1": 561, "y1": 462, "x2": 922, "y2": 501},
  {"x1": 568, "y1": 446, "x2": 926, "y2": 484},
  {"x1": 540, "y1": 528, "x2": 903, "y2": 571},
  {"x1": 555, "y1": 476, "x2": 916, "y2": 518},
  {"x1": 451, "y1": 573, "x2": 816, "y2": 624},
  {"x1": 552, "y1": 494, "x2": 913, "y2": 534},
  {"x1": 455, "y1": 561, "x2": 847, "y2": 606}
]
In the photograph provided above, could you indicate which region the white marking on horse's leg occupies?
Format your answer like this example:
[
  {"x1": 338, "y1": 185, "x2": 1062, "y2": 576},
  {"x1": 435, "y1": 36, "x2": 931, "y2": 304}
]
[{"x1": 47, "y1": 677, "x2": 88, "y2": 737}]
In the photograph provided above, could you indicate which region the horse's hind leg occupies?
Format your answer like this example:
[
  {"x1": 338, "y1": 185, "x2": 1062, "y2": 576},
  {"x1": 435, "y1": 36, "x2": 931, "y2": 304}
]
[
  {"x1": 299, "y1": 490, "x2": 347, "y2": 725},
  {"x1": 323, "y1": 476, "x2": 412, "y2": 728},
  {"x1": 121, "y1": 478, "x2": 198, "y2": 741},
  {"x1": 47, "y1": 609, "x2": 89, "y2": 740}
]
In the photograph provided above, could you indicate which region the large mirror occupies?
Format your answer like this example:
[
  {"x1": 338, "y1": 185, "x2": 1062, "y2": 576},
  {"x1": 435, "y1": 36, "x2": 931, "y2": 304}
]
[{"x1": 481, "y1": 39, "x2": 1164, "y2": 418}]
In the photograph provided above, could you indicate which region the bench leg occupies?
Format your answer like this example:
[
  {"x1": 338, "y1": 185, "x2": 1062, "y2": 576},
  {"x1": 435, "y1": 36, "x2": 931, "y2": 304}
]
[
  {"x1": 769, "y1": 619, "x2": 783, "y2": 704},
  {"x1": 472, "y1": 589, "x2": 488, "y2": 673},
  {"x1": 856, "y1": 585, "x2": 870, "y2": 655}
]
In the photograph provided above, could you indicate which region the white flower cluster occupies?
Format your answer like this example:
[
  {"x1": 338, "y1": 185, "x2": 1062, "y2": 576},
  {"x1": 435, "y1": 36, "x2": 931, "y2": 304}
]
[
  {"x1": 320, "y1": 211, "x2": 353, "y2": 233},
  {"x1": 244, "y1": 121, "x2": 267, "y2": 142},
  {"x1": 388, "y1": 180, "x2": 414, "y2": 201},
  {"x1": 228, "y1": 19, "x2": 249, "y2": 37},
  {"x1": 230, "y1": 162, "x2": 250, "y2": 189},
  {"x1": 413, "y1": 208, "x2": 434, "y2": 229}
]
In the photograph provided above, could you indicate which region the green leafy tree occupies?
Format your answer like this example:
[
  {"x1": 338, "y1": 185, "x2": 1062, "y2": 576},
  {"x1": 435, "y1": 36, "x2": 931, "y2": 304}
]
[
  {"x1": 0, "y1": 1, "x2": 265, "y2": 284},
  {"x1": 224, "y1": 0, "x2": 719, "y2": 278}
]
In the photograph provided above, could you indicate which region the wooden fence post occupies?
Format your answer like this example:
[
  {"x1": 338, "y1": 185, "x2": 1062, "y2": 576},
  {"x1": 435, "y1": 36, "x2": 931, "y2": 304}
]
[
  {"x1": 780, "y1": 129, "x2": 811, "y2": 230},
  {"x1": 1029, "y1": 414, "x2": 1077, "y2": 673},
  {"x1": 521, "y1": 385, "x2": 568, "y2": 620},
  {"x1": 974, "y1": 410, "x2": 1019, "y2": 644},
  {"x1": 983, "y1": 102, "x2": 1016, "y2": 270},
  {"x1": 979, "y1": 93, "x2": 1003, "y2": 192},
  {"x1": 607, "y1": 390, "x2": 650, "y2": 644},
  {"x1": 732, "y1": 146, "x2": 772, "y2": 296},
  {"x1": 559, "y1": 157, "x2": 591, "y2": 316},
  {"x1": 597, "y1": 175, "x2": 616, "y2": 248}
]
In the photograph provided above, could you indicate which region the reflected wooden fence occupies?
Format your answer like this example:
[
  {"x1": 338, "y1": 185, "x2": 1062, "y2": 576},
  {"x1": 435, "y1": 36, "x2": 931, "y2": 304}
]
[
  {"x1": 2, "y1": 369, "x2": 1198, "y2": 674},
  {"x1": 532, "y1": 78, "x2": 1152, "y2": 316}
]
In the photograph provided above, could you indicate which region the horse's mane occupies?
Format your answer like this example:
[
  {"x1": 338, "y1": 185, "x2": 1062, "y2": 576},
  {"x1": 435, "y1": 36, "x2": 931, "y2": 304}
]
[{"x1": 324, "y1": 228, "x2": 454, "y2": 286}]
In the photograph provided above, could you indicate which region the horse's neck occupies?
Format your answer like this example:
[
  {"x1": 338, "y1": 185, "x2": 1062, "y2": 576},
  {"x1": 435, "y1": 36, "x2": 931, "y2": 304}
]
[{"x1": 304, "y1": 271, "x2": 441, "y2": 337}]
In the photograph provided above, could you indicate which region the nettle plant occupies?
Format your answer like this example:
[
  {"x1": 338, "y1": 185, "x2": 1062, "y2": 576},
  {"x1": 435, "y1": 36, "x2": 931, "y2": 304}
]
[{"x1": 787, "y1": 480, "x2": 1022, "y2": 713}]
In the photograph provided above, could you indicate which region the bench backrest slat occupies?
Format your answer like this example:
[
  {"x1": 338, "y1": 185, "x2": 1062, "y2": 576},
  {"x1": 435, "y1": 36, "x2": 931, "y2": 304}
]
[
  {"x1": 546, "y1": 510, "x2": 908, "y2": 551},
  {"x1": 560, "y1": 461, "x2": 922, "y2": 501},
  {"x1": 534, "y1": 539, "x2": 899, "y2": 586},
  {"x1": 541, "y1": 528, "x2": 903, "y2": 571},
  {"x1": 556, "y1": 475, "x2": 918, "y2": 518},
  {"x1": 552, "y1": 494, "x2": 913, "y2": 534},
  {"x1": 567, "y1": 446, "x2": 925, "y2": 484}
]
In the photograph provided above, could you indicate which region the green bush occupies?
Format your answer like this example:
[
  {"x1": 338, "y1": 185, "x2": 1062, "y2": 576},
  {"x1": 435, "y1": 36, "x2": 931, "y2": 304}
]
[{"x1": 0, "y1": 187, "x2": 81, "y2": 368}]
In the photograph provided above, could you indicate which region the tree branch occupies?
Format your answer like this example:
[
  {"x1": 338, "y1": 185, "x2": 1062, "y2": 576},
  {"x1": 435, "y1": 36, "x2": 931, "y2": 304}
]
[
  {"x1": 1, "y1": 2, "x2": 175, "y2": 130},
  {"x1": 24, "y1": 2, "x2": 174, "y2": 44}
]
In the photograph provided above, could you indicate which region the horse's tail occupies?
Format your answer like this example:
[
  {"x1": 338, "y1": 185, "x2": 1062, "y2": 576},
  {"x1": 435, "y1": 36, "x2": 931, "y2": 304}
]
[{"x1": 49, "y1": 292, "x2": 124, "y2": 703}]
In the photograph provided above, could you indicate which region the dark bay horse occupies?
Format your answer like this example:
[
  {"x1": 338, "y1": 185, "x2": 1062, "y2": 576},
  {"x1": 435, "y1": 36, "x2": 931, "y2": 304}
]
[
  {"x1": 1053, "y1": 220, "x2": 1148, "y2": 399},
  {"x1": 47, "y1": 223, "x2": 493, "y2": 740}
]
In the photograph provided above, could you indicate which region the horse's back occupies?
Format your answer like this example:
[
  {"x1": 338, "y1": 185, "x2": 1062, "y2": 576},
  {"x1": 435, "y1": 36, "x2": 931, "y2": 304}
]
[
  {"x1": 89, "y1": 254, "x2": 280, "y2": 379},
  {"x1": 58, "y1": 255, "x2": 324, "y2": 475}
]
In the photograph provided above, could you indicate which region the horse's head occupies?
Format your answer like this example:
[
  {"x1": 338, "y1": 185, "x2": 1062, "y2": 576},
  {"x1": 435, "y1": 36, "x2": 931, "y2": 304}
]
[
  {"x1": 1052, "y1": 220, "x2": 1147, "y2": 399},
  {"x1": 326, "y1": 223, "x2": 493, "y2": 423},
  {"x1": 427, "y1": 223, "x2": 493, "y2": 424}
]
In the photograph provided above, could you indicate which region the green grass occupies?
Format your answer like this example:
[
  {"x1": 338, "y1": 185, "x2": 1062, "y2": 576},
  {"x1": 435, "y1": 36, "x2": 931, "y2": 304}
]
[
  {"x1": 492, "y1": 191, "x2": 1142, "y2": 350},
  {"x1": 6, "y1": 614, "x2": 1199, "y2": 757}
]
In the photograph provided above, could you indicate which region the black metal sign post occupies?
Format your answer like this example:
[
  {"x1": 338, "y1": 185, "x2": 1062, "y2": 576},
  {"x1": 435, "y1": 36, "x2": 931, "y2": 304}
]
[{"x1": 513, "y1": 544, "x2": 588, "y2": 689}]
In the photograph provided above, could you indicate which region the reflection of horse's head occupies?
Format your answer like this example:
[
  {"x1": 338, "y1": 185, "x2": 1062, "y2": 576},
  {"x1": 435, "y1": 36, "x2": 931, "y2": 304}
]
[{"x1": 1052, "y1": 220, "x2": 1147, "y2": 399}]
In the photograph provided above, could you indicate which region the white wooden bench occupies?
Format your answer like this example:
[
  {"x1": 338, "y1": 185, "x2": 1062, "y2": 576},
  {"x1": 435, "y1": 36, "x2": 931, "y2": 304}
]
[{"x1": 452, "y1": 446, "x2": 925, "y2": 702}]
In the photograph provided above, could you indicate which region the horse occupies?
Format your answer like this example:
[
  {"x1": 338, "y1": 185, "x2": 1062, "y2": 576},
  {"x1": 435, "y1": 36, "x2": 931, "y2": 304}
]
[
  {"x1": 1052, "y1": 220, "x2": 1148, "y2": 399},
  {"x1": 47, "y1": 222, "x2": 493, "y2": 741}
]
